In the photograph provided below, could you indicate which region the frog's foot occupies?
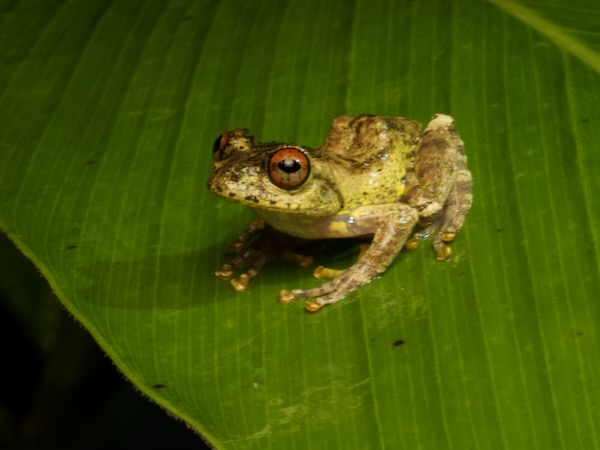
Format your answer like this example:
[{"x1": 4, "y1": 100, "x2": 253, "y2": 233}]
[
  {"x1": 406, "y1": 221, "x2": 455, "y2": 261},
  {"x1": 432, "y1": 231, "x2": 455, "y2": 261},
  {"x1": 279, "y1": 259, "x2": 378, "y2": 312},
  {"x1": 278, "y1": 282, "x2": 344, "y2": 312},
  {"x1": 216, "y1": 226, "x2": 311, "y2": 292},
  {"x1": 215, "y1": 247, "x2": 269, "y2": 292}
]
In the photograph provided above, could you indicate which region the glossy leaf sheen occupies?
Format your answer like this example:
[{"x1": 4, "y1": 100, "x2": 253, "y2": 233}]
[{"x1": 1, "y1": 0, "x2": 599, "y2": 448}]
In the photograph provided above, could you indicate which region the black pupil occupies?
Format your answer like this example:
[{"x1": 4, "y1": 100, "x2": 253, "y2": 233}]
[{"x1": 277, "y1": 158, "x2": 301, "y2": 173}]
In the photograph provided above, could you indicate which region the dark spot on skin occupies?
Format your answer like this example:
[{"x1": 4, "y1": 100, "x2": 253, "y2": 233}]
[
  {"x1": 393, "y1": 340, "x2": 405, "y2": 347},
  {"x1": 245, "y1": 195, "x2": 259, "y2": 203},
  {"x1": 65, "y1": 244, "x2": 78, "y2": 250},
  {"x1": 153, "y1": 384, "x2": 166, "y2": 389},
  {"x1": 228, "y1": 192, "x2": 236, "y2": 197},
  {"x1": 269, "y1": 200, "x2": 277, "y2": 205},
  {"x1": 85, "y1": 161, "x2": 95, "y2": 166}
]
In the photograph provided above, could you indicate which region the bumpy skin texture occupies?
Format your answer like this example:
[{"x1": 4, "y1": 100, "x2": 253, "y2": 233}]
[{"x1": 208, "y1": 114, "x2": 472, "y2": 311}]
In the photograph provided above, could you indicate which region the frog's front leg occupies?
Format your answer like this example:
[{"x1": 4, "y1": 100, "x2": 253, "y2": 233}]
[
  {"x1": 279, "y1": 204, "x2": 419, "y2": 312},
  {"x1": 215, "y1": 223, "x2": 312, "y2": 292},
  {"x1": 226, "y1": 218, "x2": 265, "y2": 253}
]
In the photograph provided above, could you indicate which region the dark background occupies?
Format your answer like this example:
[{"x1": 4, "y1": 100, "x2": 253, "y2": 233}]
[{"x1": 0, "y1": 234, "x2": 211, "y2": 450}]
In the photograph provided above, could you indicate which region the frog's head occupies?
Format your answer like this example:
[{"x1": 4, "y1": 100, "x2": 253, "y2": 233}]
[{"x1": 207, "y1": 129, "x2": 341, "y2": 216}]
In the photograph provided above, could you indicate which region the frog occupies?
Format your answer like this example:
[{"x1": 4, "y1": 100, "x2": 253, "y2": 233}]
[{"x1": 207, "y1": 114, "x2": 472, "y2": 312}]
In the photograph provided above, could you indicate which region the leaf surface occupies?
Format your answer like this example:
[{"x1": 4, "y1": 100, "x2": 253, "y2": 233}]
[{"x1": 1, "y1": 0, "x2": 599, "y2": 448}]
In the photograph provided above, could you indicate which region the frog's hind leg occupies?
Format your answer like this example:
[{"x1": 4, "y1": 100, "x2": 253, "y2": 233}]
[
  {"x1": 433, "y1": 159, "x2": 472, "y2": 256},
  {"x1": 404, "y1": 114, "x2": 472, "y2": 260},
  {"x1": 412, "y1": 170, "x2": 472, "y2": 260}
]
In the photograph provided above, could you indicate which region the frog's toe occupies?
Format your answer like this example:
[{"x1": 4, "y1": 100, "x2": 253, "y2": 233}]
[
  {"x1": 440, "y1": 231, "x2": 456, "y2": 242},
  {"x1": 432, "y1": 238, "x2": 452, "y2": 261},
  {"x1": 278, "y1": 289, "x2": 303, "y2": 304},
  {"x1": 279, "y1": 281, "x2": 350, "y2": 311},
  {"x1": 304, "y1": 291, "x2": 346, "y2": 312},
  {"x1": 228, "y1": 241, "x2": 245, "y2": 253},
  {"x1": 230, "y1": 274, "x2": 250, "y2": 292},
  {"x1": 436, "y1": 244, "x2": 452, "y2": 261},
  {"x1": 313, "y1": 243, "x2": 369, "y2": 279},
  {"x1": 278, "y1": 282, "x2": 335, "y2": 304},
  {"x1": 313, "y1": 265, "x2": 345, "y2": 279},
  {"x1": 230, "y1": 268, "x2": 260, "y2": 292},
  {"x1": 304, "y1": 300, "x2": 323, "y2": 312},
  {"x1": 281, "y1": 251, "x2": 314, "y2": 268},
  {"x1": 404, "y1": 237, "x2": 421, "y2": 250},
  {"x1": 405, "y1": 229, "x2": 432, "y2": 250},
  {"x1": 215, "y1": 264, "x2": 234, "y2": 280},
  {"x1": 279, "y1": 279, "x2": 337, "y2": 303}
]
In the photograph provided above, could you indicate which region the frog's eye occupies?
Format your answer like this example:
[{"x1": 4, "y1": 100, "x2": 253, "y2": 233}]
[
  {"x1": 212, "y1": 132, "x2": 230, "y2": 161},
  {"x1": 268, "y1": 148, "x2": 310, "y2": 190}
]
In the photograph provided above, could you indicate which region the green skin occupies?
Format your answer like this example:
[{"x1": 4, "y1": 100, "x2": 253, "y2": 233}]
[{"x1": 208, "y1": 114, "x2": 472, "y2": 312}]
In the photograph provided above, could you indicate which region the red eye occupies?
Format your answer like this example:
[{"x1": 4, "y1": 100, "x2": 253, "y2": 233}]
[
  {"x1": 268, "y1": 148, "x2": 310, "y2": 190},
  {"x1": 212, "y1": 131, "x2": 230, "y2": 161}
]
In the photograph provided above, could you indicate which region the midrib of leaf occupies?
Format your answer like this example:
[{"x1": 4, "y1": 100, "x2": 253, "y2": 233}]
[{"x1": 488, "y1": 0, "x2": 600, "y2": 75}]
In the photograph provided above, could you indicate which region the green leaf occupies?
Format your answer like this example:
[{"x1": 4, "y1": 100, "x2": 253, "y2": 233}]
[{"x1": 1, "y1": 0, "x2": 599, "y2": 448}]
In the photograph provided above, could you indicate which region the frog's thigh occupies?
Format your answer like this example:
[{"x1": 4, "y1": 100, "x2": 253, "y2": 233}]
[{"x1": 408, "y1": 114, "x2": 465, "y2": 217}]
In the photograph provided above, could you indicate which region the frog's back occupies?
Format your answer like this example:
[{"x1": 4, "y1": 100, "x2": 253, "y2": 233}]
[{"x1": 315, "y1": 115, "x2": 421, "y2": 212}]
